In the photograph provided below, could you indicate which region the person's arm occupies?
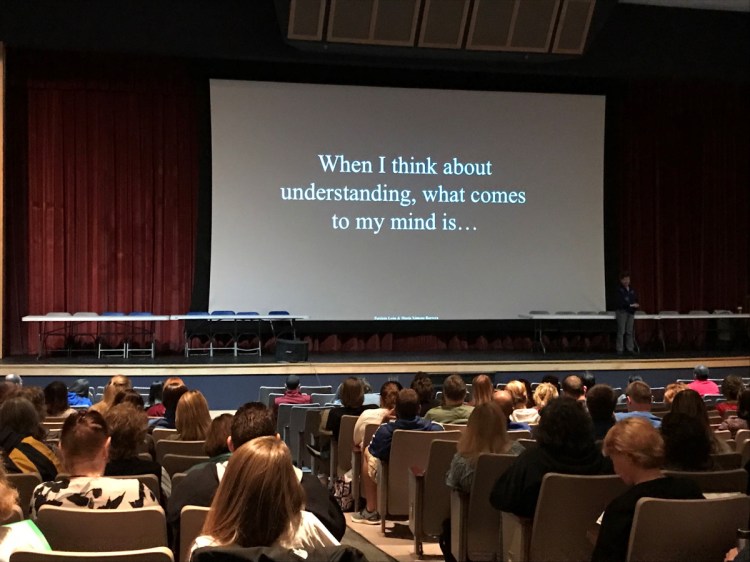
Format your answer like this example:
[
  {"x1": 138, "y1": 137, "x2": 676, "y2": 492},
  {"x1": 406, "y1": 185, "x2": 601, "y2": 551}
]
[
  {"x1": 591, "y1": 500, "x2": 633, "y2": 562},
  {"x1": 300, "y1": 473, "x2": 346, "y2": 541},
  {"x1": 489, "y1": 455, "x2": 533, "y2": 517}
]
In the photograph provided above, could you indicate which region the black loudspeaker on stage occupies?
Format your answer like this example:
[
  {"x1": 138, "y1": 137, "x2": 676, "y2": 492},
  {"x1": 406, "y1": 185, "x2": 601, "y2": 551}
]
[{"x1": 275, "y1": 339, "x2": 309, "y2": 362}]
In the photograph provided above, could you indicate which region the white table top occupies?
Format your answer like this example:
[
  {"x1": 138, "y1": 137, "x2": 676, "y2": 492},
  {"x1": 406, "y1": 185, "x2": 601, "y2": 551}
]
[{"x1": 23, "y1": 314, "x2": 171, "y2": 322}]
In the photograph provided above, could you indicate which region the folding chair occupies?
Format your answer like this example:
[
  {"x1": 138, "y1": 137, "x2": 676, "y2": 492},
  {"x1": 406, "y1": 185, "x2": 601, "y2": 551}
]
[
  {"x1": 126, "y1": 312, "x2": 157, "y2": 358},
  {"x1": 183, "y1": 311, "x2": 211, "y2": 356},
  {"x1": 235, "y1": 311, "x2": 262, "y2": 355},
  {"x1": 97, "y1": 311, "x2": 127, "y2": 358}
]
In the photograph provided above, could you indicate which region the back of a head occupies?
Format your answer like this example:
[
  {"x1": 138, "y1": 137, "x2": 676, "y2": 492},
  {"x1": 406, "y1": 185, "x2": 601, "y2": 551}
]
[
  {"x1": 162, "y1": 383, "x2": 189, "y2": 413},
  {"x1": 339, "y1": 377, "x2": 365, "y2": 408},
  {"x1": 5, "y1": 374, "x2": 22, "y2": 387},
  {"x1": 505, "y1": 380, "x2": 528, "y2": 408},
  {"x1": 0, "y1": 397, "x2": 40, "y2": 437},
  {"x1": 113, "y1": 389, "x2": 145, "y2": 410},
  {"x1": 562, "y1": 375, "x2": 584, "y2": 398},
  {"x1": 627, "y1": 374, "x2": 644, "y2": 385},
  {"x1": 379, "y1": 381, "x2": 402, "y2": 409},
  {"x1": 603, "y1": 417, "x2": 664, "y2": 470},
  {"x1": 44, "y1": 381, "x2": 70, "y2": 416},
  {"x1": 661, "y1": 412, "x2": 712, "y2": 470},
  {"x1": 586, "y1": 384, "x2": 617, "y2": 422},
  {"x1": 493, "y1": 390, "x2": 514, "y2": 418},
  {"x1": 458, "y1": 401, "x2": 509, "y2": 459},
  {"x1": 205, "y1": 413, "x2": 234, "y2": 457},
  {"x1": 625, "y1": 381, "x2": 652, "y2": 406},
  {"x1": 471, "y1": 374, "x2": 494, "y2": 406},
  {"x1": 533, "y1": 383, "x2": 559, "y2": 410},
  {"x1": 536, "y1": 397, "x2": 594, "y2": 453},
  {"x1": 395, "y1": 388, "x2": 420, "y2": 420},
  {"x1": 109, "y1": 375, "x2": 132, "y2": 393},
  {"x1": 442, "y1": 374, "x2": 467, "y2": 403},
  {"x1": 105, "y1": 403, "x2": 147, "y2": 461},
  {"x1": 68, "y1": 379, "x2": 90, "y2": 397},
  {"x1": 541, "y1": 375, "x2": 560, "y2": 391},
  {"x1": 669, "y1": 388, "x2": 708, "y2": 426},
  {"x1": 61, "y1": 410, "x2": 109, "y2": 469},
  {"x1": 581, "y1": 372, "x2": 596, "y2": 389},
  {"x1": 175, "y1": 390, "x2": 212, "y2": 440},
  {"x1": 285, "y1": 374, "x2": 300, "y2": 391},
  {"x1": 721, "y1": 375, "x2": 744, "y2": 401},
  {"x1": 205, "y1": 436, "x2": 303, "y2": 548},
  {"x1": 19, "y1": 386, "x2": 47, "y2": 423},
  {"x1": 693, "y1": 365, "x2": 709, "y2": 381},
  {"x1": 411, "y1": 376, "x2": 434, "y2": 404},
  {"x1": 231, "y1": 402, "x2": 276, "y2": 448},
  {"x1": 663, "y1": 382, "x2": 688, "y2": 406}
]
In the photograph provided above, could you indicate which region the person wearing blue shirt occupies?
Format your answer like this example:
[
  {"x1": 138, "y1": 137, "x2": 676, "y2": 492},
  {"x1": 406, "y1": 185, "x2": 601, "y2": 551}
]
[
  {"x1": 614, "y1": 381, "x2": 661, "y2": 428},
  {"x1": 615, "y1": 271, "x2": 639, "y2": 354}
]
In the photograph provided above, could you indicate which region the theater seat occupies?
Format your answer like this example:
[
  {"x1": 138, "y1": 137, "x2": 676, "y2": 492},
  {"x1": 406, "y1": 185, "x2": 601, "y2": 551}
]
[
  {"x1": 180, "y1": 506, "x2": 210, "y2": 562},
  {"x1": 10, "y1": 548, "x2": 174, "y2": 562},
  {"x1": 161, "y1": 454, "x2": 210, "y2": 478}
]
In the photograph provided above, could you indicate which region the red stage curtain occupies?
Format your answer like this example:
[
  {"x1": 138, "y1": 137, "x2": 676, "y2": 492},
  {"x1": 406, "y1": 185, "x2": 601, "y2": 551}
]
[{"x1": 6, "y1": 52, "x2": 199, "y2": 355}]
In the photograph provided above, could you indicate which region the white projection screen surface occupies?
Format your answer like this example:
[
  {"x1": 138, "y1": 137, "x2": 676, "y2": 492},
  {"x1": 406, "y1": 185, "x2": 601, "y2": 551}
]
[{"x1": 209, "y1": 79, "x2": 606, "y2": 321}]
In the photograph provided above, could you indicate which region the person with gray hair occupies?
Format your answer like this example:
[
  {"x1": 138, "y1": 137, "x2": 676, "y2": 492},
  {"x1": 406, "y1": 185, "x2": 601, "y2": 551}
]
[
  {"x1": 4, "y1": 374, "x2": 22, "y2": 387},
  {"x1": 687, "y1": 365, "x2": 719, "y2": 396}
]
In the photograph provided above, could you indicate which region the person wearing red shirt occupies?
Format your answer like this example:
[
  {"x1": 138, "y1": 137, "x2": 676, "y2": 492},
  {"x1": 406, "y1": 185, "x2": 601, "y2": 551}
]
[
  {"x1": 273, "y1": 374, "x2": 311, "y2": 416},
  {"x1": 687, "y1": 365, "x2": 719, "y2": 397}
]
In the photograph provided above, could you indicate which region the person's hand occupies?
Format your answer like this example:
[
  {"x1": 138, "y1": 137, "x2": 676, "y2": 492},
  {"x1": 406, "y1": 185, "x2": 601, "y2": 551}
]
[{"x1": 725, "y1": 547, "x2": 738, "y2": 561}]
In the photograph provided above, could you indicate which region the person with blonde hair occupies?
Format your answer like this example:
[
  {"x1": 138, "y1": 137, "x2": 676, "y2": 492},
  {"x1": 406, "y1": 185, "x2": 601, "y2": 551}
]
[
  {"x1": 506, "y1": 380, "x2": 540, "y2": 424},
  {"x1": 192, "y1": 436, "x2": 337, "y2": 554},
  {"x1": 662, "y1": 381, "x2": 687, "y2": 406},
  {"x1": 172, "y1": 390, "x2": 211, "y2": 441},
  {"x1": 532, "y1": 382, "x2": 558, "y2": 411},
  {"x1": 0, "y1": 463, "x2": 19, "y2": 521},
  {"x1": 90, "y1": 374, "x2": 132, "y2": 415},
  {"x1": 592, "y1": 418, "x2": 703, "y2": 562},
  {"x1": 446, "y1": 402, "x2": 524, "y2": 494},
  {"x1": 469, "y1": 374, "x2": 494, "y2": 407}
]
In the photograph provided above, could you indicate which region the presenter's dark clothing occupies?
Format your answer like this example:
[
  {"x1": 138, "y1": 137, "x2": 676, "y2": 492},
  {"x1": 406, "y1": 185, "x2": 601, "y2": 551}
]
[
  {"x1": 325, "y1": 405, "x2": 377, "y2": 440},
  {"x1": 615, "y1": 285, "x2": 638, "y2": 313},
  {"x1": 489, "y1": 443, "x2": 613, "y2": 518},
  {"x1": 591, "y1": 476, "x2": 704, "y2": 562}
]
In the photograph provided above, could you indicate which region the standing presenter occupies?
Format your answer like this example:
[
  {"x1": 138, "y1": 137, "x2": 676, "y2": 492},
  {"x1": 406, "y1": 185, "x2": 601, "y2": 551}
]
[{"x1": 615, "y1": 271, "x2": 639, "y2": 354}]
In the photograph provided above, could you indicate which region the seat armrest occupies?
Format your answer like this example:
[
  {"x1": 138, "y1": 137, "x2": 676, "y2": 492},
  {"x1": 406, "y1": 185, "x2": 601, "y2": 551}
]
[
  {"x1": 450, "y1": 489, "x2": 469, "y2": 562},
  {"x1": 501, "y1": 512, "x2": 533, "y2": 562}
]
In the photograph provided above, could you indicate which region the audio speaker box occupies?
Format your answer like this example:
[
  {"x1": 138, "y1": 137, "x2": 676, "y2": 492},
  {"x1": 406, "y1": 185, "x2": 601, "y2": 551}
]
[{"x1": 275, "y1": 339, "x2": 309, "y2": 362}]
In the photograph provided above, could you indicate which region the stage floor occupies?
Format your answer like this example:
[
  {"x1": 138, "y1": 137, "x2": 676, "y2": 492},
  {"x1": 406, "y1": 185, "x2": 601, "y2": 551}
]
[{"x1": 2, "y1": 349, "x2": 749, "y2": 378}]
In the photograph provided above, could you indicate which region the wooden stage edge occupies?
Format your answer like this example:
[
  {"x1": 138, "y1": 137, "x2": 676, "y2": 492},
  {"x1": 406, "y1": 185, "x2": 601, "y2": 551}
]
[{"x1": 2, "y1": 354, "x2": 749, "y2": 378}]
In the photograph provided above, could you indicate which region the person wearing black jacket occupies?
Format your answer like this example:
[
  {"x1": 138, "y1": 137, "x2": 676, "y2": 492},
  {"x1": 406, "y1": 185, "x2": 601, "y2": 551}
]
[
  {"x1": 490, "y1": 397, "x2": 613, "y2": 518},
  {"x1": 615, "y1": 271, "x2": 639, "y2": 354},
  {"x1": 167, "y1": 402, "x2": 345, "y2": 551}
]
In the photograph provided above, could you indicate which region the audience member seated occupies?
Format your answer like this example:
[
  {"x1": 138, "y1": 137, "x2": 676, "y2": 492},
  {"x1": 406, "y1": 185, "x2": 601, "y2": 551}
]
[
  {"x1": 191, "y1": 436, "x2": 338, "y2": 556},
  {"x1": 716, "y1": 375, "x2": 745, "y2": 417},
  {"x1": 352, "y1": 389, "x2": 443, "y2": 524},
  {"x1": 170, "y1": 390, "x2": 211, "y2": 441},
  {"x1": 167, "y1": 402, "x2": 345, "y2": 549},
  {"x1": 425, "y1": 375, "x2": 474, "y2": 424},
  {"x1": 663, "y1": 381, "x2": 688, "y2": 407},
  {"x1": 687, "y1": 364, "x2": 719, "y2": 397},
  {"x1": 352, "y1": 381, "x2": 402, "y2": 450},
  {"x1": 591, "y1": 418, "x2": 704, "y2": 562},
  {"x1": 616, "y1": 375, "x2": 643, "y2": 405},
  {"x1": 103, "y1": 404, "x2": 166, "y2": 494},
  {"x1": 660, "y1": 412, "x2": 713, "y2": 471},
  {"x1": 17, "y1": 387, "x2": 48, "y2": 444},
  {"x1": 112, "y1": 388, "x2": 145, "y2": 410},
  {"x1": 90, "y1": 374, "x2": 133, "y2": 415},
  {"x1": 561, "y1": 375, "x2": 587, "y2": 404},
  {"x1": 493, "y1": 390, "x2": 531, "y2": 431},
  {"x1": 446, "y1": 402, "x2": 525, "y2": 494},
  {"x1": 323, "y1": 378, "x2": 376, "y2": 440},
  {"x1": 67, "y1": 379, "x2": 92, "y2": 408},
  {"x1": 587, "y1": 384, "x2": 618, "y2": 441},
  {"x1": 149, "y1": 382, "x2": 188, "y2": 431},
  {"x1": 615, "y1": 381, "x2": 661, "y2": 428},
  {"x1": 506, "y1": 380, "x2": 540, "y2": 425},
  {"x1": 490, "y1": 397, "x2": 612, "y2": 518},
  {"x1": 274, "y1": 375, "x2": 312, "y2": 415},
  {"x1": 411, "y1": 374, "x2": 438, "y2": 417},
  {"x1": 31, "y1": 410, "x2": 158, "y2": 519},
  {"x1": 43, "y1": 382, "x2": 76, "y2": 419},
  {"x1": 581, "y1": 372, "x2": 597, "y2": 392},
  {"x1": 669, "y1": 389, "x2": 732, "y2": 453},
  {"x1": 146, "y1": 377, "x2": 184, "y2": 418},
  {"x1": 0, "y1": 383, "x2": 18, "y2": 408},
  {"x1": 469, "y1": 374, "x2": 494, "y2": 407},
  {"x1": 540, "y1": 375, "x2": 560, "y2": 392},
  {"x1": 188, "y1": 413, "x2": 233, "y2": 471},
  {"x1": 3, "y1": 374, "x2": 22, "y2": 388},
  {"x1": 532, "y1": 382, "x2": 558, "y2": 413},
  {"x1": 0, "y1": 397, "x2": 61, "y2": 481},
  {"x1": 0, "y1": 463, "x2": 50, "y2": 561},
  {"x1": 718, "y1": 390, "x2": 750, "y2": 437}
]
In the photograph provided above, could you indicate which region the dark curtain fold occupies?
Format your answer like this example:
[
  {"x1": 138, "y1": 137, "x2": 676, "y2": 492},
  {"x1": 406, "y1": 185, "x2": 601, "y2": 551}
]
[{"x1": 6, "y1": 52, "x2": 199, "y2": 355}]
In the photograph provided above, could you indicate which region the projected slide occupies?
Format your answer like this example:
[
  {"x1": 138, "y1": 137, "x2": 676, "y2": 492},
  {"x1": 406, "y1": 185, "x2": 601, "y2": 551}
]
[{"x1": 209, "y1": 80, "x2": 605, "y2": 320}]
